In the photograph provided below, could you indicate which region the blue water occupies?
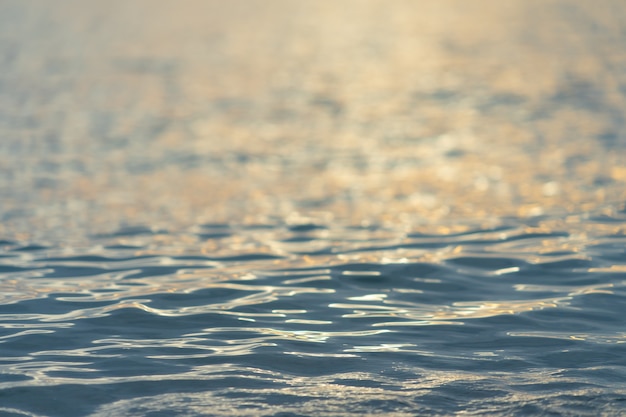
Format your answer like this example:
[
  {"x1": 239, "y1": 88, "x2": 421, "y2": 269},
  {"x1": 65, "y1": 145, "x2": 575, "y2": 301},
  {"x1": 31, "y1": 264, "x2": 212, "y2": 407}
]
[
  {"x1": 1, "y1": 211, "x2": 626, "y2": 416},
  {"x1": 3, "y1": 1, "x2": 626, "y2": 415}
]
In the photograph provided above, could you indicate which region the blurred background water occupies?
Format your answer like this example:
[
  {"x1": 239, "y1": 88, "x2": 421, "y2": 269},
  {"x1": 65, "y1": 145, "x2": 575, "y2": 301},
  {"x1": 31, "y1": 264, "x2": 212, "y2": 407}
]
[{"x1": 1, "y1": 0, "x2": 626, "y2": 415}]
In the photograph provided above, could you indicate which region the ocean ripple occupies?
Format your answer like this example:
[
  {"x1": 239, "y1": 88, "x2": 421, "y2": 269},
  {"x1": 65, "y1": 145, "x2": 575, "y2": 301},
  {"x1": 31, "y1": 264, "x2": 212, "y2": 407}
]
[{"x1": 1, "y1": 215, "x2": 626, "y2": 415}]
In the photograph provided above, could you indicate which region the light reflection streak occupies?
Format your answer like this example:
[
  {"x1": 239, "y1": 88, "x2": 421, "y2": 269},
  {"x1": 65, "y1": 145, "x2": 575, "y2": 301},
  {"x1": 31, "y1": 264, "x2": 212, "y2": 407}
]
[
  {"x1": 0, "y1": 363, "x2": 269, "y2": 391},
  {"x1": 333, "y1": 296, "x2": 572, "y2": 325},
  {"x1": 187, "y1": 327, "x2": 391, "y2": 344},
  {"x1": 0, "y1": 285, "x2": 334, "y2": 323},
  {"x1": 284, "y1": 352, "x2": 358, "y2": 358},
  {"x1": 346, "y1": 343, "x2": 415, "y2": 353},
  {"x1": 508, "y1": 332, "x2": 626, "y2": 344},
  {"x1": 284, "y1": 319, "x2": 333, "y2": 325},
  {"x1": 514, "y1": 282, "x2": 619, "y2": 296},
  {"x1": 0, "y1": 329, "x2": 56, "y2": 341}
]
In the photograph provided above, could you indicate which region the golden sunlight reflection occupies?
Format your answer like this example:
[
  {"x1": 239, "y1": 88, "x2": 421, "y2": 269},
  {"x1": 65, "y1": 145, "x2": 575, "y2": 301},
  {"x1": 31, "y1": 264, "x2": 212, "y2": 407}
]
[
  {"x1": 508, "y1": 332, "x2": 626, "y2": 344},
  {"x1": 514, "y1": 282, "x2": 618, "y2": 296},
  {"x1": 2, "y1": 2, "x2": 626, "y2": 414},
  {"x1": 333, "y1": 296, "x2": 572, "y2": 326},
  {"x1": 2, "y1": 0, "x2": 626, "y2": 241},
  {"x1": 82, "y1": 367, "x2": 626, "y2": 416}
]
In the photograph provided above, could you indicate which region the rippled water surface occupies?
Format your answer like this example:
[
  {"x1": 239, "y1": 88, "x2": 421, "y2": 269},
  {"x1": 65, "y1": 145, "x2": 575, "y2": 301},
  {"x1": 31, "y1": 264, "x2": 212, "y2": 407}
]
[{"x1": 2, "y1": 1, "x2": 626, "y2": 416}]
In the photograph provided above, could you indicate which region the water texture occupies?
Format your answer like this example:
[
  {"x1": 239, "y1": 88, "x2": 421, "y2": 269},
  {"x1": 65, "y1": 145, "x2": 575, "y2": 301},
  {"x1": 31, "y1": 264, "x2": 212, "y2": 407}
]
[
  {"x1": 2, "y1": 215, "x2": 626, "y2": 416},
  {"x1": 1, "y1": 1, "x2": 626, "y2": 415}
]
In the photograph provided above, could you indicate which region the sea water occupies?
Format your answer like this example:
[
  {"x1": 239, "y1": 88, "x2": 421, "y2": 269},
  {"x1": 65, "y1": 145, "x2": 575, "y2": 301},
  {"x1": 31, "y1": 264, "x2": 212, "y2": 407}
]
[
  {"x1": 2, "y1": 215, "x2": 626, "y2": 416},
  {"x1": 1, "y1": 1, "x2": 626, "y2": 416}
]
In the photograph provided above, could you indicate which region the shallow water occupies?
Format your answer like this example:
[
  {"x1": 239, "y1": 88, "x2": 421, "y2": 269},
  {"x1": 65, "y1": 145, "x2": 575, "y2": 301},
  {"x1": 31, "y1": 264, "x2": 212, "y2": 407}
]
[{"x1": 2, "y1": 1, "x2": 626, "y2": 416}]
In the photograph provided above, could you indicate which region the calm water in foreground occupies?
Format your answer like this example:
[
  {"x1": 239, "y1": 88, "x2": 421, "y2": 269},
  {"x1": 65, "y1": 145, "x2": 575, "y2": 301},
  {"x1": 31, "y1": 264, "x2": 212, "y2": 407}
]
[{"x1": 1, "y1": 1, "x2": 626, "y2": 415}]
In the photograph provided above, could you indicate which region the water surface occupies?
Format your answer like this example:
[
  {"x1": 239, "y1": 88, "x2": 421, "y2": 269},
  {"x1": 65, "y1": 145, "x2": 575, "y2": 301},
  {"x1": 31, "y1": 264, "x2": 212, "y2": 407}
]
[{"x1": 1, "y1": 1, "x2": 626, "y2": 415}]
